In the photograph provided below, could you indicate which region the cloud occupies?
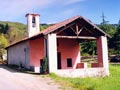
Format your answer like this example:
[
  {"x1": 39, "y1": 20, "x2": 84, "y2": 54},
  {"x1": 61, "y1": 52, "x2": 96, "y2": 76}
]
[
  {"x1": 64, "y1": 0, "x2": 86, "y2": 5},
  {"x1": 0, "y1": 0, "x2": 56, "y2": 21},
  {"x1": 0, "y1": 0, "x2": 86, "y2": 23},
  {"x1": 61, "y1": 9, "x2": 75, "y2": 17}
]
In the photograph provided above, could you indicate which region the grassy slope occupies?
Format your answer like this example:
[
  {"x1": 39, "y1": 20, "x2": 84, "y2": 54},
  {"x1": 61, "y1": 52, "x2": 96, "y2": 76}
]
[{"x1": 50, "y1": 64, "x2": 120, "y2": 90}]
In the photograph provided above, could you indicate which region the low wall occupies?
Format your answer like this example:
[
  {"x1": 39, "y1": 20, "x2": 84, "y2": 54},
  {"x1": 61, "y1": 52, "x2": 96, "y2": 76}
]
[{"x1": 55, "y1": 67, "x2": 109, "y2": 78}]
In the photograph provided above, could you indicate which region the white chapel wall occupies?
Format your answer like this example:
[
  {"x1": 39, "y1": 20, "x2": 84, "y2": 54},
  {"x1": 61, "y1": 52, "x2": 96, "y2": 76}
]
[{"x1": 7, "y1": 41, "x2": 30, "y2": 69}]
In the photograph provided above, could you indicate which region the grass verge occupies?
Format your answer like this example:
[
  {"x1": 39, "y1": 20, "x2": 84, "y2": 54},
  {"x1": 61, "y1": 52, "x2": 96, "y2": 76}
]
[{"x1": 50, "y1": 64, "x2": 120, "y2": 90}]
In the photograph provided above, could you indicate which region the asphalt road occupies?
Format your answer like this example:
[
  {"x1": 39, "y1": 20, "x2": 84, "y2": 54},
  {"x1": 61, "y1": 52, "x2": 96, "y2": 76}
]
[{"x1": 0, "y1": 65, "x2": 60, "y2": 90}]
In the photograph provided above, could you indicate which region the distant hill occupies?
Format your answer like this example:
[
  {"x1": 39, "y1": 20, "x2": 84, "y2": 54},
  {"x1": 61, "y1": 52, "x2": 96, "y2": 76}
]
[
  {"x1": 0, "y1": 21, "x2": 26, "y2": 30},
  {"x1": 0, "y1": 21, "x2": 51, "y2": 44}
]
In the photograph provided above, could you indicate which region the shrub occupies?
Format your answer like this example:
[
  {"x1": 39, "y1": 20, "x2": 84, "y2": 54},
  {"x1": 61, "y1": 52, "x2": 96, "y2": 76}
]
[{"x1": 42, "y1": 57, "x2": 48, "y2": 74}]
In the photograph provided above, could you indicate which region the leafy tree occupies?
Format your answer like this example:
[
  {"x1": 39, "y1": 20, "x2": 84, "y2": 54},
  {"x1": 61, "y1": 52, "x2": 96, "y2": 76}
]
[
  {"x1": 98, "y1": 24, "x2": 117, "y2": 55},
  {"x1": 113, "y1": 25, "x2": 120, "y2": 54},
  {"x1": 80, "y1": 41, "x2": 97, "y2": 56},
  {"x1": 0, "y1": 24, "x2": 4, "y2": 33},
  {"x1": 7, "y1": 27, "x2": 18, "y2": 43},
  {"x1": 98, "y1": 24, "x2": 116, "y2": 36},
  {"x1": 40, "y1": 24, "x2": 50, "y2": 31},
  {"x1": 0, "y1": 34, "x2": 8, "y2": 60},
  {"x1": 4, "y1": 24, "x2": 9, "y2": 34},
  {"x1": 0, "y1": 24, "x2": 9, "y2": 34}
]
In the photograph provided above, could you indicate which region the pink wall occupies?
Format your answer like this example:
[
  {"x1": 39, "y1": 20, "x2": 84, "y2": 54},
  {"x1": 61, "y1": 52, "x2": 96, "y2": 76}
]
[
  {"x1": 57, "y1": 38, "x2": 80, "y2": 69},
  {"x1": 29, "y1": 38, "x2": 44, "y2": 67},
  {"x1": 29, "y1": 37, "x2": 80, "y2": 69},
  {"x1": 96, "y1": 37, "x2": 103, "y2": 67}
]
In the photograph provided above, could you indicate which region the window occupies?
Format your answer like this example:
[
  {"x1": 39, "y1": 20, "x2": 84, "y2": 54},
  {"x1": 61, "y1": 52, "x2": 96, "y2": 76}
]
[
  {"x1": 32, "y1": 16, "x2": 36, "y2": 27},
  {"x1": 57, "y1": 39, "x2": 59, "y2": 46},
  {"x1": 40, "y1": 59, "x2": 43, "y2": 66},
  {"x1": 67, "y1": 58, "x2": 72, "y2": 67}
]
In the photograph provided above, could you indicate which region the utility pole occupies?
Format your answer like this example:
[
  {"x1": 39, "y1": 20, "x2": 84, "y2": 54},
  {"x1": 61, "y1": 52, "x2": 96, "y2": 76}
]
[
  {"x1": 101, "y1": 12, "x2": 106, "y2": 25},
  {"x1": 118, "y1": 18, "x2": 120, "y2": 25}
]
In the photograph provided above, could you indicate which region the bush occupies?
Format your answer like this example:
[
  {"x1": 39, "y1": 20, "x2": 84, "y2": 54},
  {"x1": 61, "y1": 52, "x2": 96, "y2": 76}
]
[{"x1": 42, "y1": 57, "x2": 48, "y2": 74}]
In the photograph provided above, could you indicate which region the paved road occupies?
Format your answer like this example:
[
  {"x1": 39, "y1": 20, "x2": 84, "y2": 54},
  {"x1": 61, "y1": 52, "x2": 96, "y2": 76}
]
[{"x1": 0, "y1": 65, "x2": 60, "y2": 90}]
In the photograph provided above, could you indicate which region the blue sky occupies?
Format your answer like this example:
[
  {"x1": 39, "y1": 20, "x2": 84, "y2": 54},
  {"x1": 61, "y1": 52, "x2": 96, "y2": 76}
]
[{"x1": 0, "y1": 0, "x2": 119, "y2": 24}]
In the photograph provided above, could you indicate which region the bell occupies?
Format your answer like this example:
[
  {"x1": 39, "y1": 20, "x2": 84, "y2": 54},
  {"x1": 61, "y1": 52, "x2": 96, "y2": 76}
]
[{"x1": 32, "y1": 17, "x2": 35, "y2": 23}]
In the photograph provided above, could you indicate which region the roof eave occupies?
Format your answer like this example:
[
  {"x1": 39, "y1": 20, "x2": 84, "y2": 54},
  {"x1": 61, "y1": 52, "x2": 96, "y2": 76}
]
[{"x1": 80, "y1": 16, "x2": 111, "y2": 38}]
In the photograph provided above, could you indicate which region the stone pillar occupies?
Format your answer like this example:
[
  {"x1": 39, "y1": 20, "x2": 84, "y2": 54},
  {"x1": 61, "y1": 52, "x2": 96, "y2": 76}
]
[
  {"x1": 47, "y1": 34, "x2": 57, "y2": 73},
  {"x1": 97, "y1": 36, "x2": 109, "y2": 69}
]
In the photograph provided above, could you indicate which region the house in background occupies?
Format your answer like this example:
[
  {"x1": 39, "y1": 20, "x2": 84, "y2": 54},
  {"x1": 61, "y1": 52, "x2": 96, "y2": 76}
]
[{"x1": 6, "y1": 13, "x2": 110, "y2": 77}]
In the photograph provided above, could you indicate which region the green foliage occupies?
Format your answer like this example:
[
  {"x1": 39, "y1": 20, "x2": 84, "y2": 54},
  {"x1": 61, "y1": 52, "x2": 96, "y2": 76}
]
[
  {"x1": 40, "y1": 24, "x2": 51, "y2": 31},
  {"x1": 0, "y1": 21, "x2": 27, "y2": 43},
  {"x1": 112, "y1": 25, "x2": 120, "y2": 54},
  {"x1": 0, "y1": 23, "x2": 9, "y2": 34},
  {"x1": 0, "y1": 34, "x2": 8, "y2": 59},
  {"x1": 80, "y1": 41, "x2": 96, "y2": 56},
  {"x1": 0, "y1": 21, "x2": 26, "y2": 60},
  {"x1": 98, "y1": 24, "x2": 117, "y2": 36},
  {"x1": 50, "y1": 64, "x2": 120, "y2": 90},
  {"x1": 0, "y1": 34, "x2": 8, "y2": 47},
  {"x1": 42, "y1": 57, "x2": 48, "y2": 73}
]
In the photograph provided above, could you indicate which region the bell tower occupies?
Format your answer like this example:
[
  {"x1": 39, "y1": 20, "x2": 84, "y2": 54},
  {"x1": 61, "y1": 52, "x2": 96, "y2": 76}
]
[{"x1": 26, "y1": 13, "x2": 40, "y2": 37}]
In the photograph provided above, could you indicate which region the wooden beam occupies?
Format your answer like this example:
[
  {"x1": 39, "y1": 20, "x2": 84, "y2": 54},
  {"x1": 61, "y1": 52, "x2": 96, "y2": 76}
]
[
  {"x1": 77, "y1": 23, "x2": 98, "y2": 37},
  {"x1": 78, "y1": 27, "x2": 83, "y2": 35},
  {"x1": 76, "y1": 24, "x2": 79, "y2": 36},
  {"x1": 70, "y1": 24, "x2": 83, "y2": 36},
  {"x1": 70, "y1": 27, "x2": 77, "y2": 35},
  {"x1": 77, "y1": 23, "x2": 96, "y2": 37},
  {"x1": 56, "y1": 22, "x2": 76, "y2": 34},
  {"x1": 57, "y1": 36, "x2": 96, "y2": 40}
]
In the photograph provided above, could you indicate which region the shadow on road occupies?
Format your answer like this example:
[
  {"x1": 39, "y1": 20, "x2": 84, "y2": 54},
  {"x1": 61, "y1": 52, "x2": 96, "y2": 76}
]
[
  {"x1": 0, "y1": 64, "x2": 49, "y2": 78},
  {"x1": 0, "y1": 64, "x2": 18, "y2": 73}
]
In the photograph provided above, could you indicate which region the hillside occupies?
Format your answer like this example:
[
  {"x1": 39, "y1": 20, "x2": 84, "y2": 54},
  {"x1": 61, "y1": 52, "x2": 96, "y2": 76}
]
[{"x1": 0, "y1": 21, "x2": 51, "y2": 43}]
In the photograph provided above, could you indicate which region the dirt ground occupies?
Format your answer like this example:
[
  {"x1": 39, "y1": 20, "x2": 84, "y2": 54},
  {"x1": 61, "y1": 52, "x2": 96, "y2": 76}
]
[{"x1": 0, "y1": 65, "x2": 60, "y2": 90}]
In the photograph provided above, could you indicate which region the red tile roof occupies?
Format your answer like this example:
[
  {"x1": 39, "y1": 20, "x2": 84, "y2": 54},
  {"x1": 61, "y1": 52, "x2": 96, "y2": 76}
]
[{"x1": 6, "y1": 15, "x2": 111, "y2": 49}]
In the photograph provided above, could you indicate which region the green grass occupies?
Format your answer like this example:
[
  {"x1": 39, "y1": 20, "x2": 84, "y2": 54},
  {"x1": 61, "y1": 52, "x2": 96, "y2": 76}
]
[{"x1": 50, "y1": 64, "x2": 120, "y2": 90}]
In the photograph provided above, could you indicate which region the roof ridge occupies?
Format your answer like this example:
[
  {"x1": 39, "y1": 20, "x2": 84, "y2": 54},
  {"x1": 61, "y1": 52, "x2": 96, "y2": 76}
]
[{"x1": 42, "y1": 15, "x2": 81, "y2": 35}]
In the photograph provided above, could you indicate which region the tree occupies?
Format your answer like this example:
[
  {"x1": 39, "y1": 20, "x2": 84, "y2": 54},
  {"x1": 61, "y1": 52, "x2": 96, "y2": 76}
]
[
  {"x1": 113, "y1": 25, "x2": 120, "y2": 54},
  {"x1": 0, "y1": 34, "x2": 8, "y2": 60},
  {"x1": 0, "y1": 24, "x2": 9, "y2": 34},
  {"x1": 7, "y1": 26, "x2": 18, "y2": 43},
  {"x1": 98, "y1": 24, "x2": 116, "y2": 36},
  {"x1": 80, "y1": 41, "x2": 97, "y2": 56},
  {"x1": 98, "y1": 24, "x2": 117, "y2": 55},
  {"x1": 4, "y1": 24, "x2": 9, "y2": 34},
  {"x1": 0, "y1": 24, "x2": 4, "y2": 33}
]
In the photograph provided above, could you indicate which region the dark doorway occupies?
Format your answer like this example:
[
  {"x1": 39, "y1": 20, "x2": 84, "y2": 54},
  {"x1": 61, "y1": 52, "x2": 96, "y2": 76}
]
[
  {"x1": 57, "y1": 52, "x2": 61, "y2": 69},
  {"x1": 40, "y1": 59, "x2": 43, "y2": 73},
  {"x1": 67, "y1": 58, "x2": 72, "y2": 67}
]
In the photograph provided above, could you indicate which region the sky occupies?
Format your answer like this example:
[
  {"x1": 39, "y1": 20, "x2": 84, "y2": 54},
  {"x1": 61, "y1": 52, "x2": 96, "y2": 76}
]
[{"x1": 0, "y1": 0, "x2": 119, "y2": 24}]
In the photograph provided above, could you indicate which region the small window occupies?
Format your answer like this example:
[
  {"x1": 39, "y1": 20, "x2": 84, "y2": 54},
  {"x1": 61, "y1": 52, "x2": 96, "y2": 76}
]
[
  {"x1": 67, "y1": 58, "x2": 72, "y2": 67},
  {"x1": 57, "y1": 39, "x2": 59, "y2": 46},
  {"x1": 32, "y1": 16, "x2": 36, "y2": 27},
  {"x1": 24, "y1": 48, "x2": 26, "y2": 52}
]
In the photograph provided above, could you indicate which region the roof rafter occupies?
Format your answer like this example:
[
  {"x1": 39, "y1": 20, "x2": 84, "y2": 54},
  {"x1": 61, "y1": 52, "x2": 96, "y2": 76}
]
[
  {"x1": 55, "y1": 22, "x2": 76, "y2": 34},
  {"x1": 57, "y1": 35, "x2": 96, "y2": 40}
]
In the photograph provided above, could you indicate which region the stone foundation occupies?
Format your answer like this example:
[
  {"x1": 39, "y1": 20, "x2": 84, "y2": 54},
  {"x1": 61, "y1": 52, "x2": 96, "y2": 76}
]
[{"x1": 55, "y1": 67, "x2": 109, "y2": 78}]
